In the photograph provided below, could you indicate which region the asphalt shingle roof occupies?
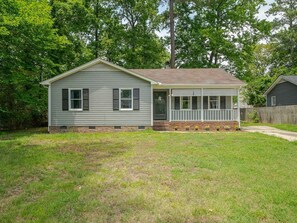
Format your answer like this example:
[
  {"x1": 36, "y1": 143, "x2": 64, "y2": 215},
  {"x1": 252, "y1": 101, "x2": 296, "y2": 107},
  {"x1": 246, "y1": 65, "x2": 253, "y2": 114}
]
[
  {"x1": 281, "y1": 75, "x2": 297, "y2": 86},
  {"x1": 129, "y1": 68, "x2": 244, "y2": 85}
]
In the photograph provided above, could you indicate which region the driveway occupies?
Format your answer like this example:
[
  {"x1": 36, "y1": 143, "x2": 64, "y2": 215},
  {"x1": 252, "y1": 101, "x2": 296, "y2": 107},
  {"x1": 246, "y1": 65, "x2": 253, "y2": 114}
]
[{"x1": 242, "y1": 126, "x2": 297, "y2": 141}]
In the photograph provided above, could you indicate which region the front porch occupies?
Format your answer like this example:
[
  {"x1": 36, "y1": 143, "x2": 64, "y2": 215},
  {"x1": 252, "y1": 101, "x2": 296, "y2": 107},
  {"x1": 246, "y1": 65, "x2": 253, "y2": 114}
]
[{"x1": 153, "y1": 88, "x2": 240, "y2": 129}]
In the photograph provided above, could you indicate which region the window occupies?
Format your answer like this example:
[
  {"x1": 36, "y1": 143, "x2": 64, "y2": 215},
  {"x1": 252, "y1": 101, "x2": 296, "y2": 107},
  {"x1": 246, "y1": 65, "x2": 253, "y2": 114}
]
[
  {"x1": 69, "y1": 89, "x2": 82, "y2": 111},
  {"x1": 209, "y1": 96, "x2": 220, "y2": 109},
  {"x1": 271, "y1": 96, "x2": 276, "y2": 106},
  {"x1": 120, "y1": 89, "x2": 133, "y2": 110},
  {"x1": 181, "y1": 96, "x2": 191, "y2": 109}
]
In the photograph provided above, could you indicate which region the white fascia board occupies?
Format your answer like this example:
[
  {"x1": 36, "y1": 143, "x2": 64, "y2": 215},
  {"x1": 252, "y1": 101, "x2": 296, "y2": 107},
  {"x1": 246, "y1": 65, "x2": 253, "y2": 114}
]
[
  {"x1": 40, "y1": 58, "x2": 157, "y2": 85},
  {"x1": 152, "y1": 84, "x2": 245, "y2": 89}
]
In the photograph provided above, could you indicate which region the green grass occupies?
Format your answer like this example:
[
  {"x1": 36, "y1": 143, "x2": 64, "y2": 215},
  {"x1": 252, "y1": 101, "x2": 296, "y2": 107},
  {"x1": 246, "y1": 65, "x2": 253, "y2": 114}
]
[
  {"x1": 242, "y1": 122, "x2": 297, "y2": 132},
  {"x1": 0, "y1": 129, "x2": 297, "y2": 222}
]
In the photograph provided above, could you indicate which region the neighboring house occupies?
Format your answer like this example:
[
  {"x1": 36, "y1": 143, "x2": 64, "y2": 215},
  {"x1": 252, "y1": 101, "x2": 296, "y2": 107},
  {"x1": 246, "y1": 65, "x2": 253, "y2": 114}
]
[
  {"x1": 265, "y1": 75, "x2": 297, "y2": 107},
  {"x1": 41, "y1": 58, "x2": 245, "y2": 132}
]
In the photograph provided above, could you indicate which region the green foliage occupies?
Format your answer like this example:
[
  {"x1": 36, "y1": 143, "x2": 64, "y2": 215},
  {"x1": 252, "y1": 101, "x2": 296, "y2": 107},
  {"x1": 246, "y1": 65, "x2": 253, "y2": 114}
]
[
  {"x1": 268, "y1": 0, "x2": 297, "y2": 76},
  {"x1": 173, "y1": 0, "x2": 270, "y2": 78},
  {"x1": 0, "y1": 0, "x2": 68, "y2": 129},
  {"x1": 248, "y1": 109, "x2": 260, "y2": 123}
]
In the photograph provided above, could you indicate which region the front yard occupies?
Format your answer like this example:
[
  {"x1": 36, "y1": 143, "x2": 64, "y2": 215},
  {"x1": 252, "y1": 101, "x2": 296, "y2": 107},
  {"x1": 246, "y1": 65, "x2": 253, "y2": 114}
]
[{"x1": 0, "y1": 129, "x2": 296, "y2": 222}]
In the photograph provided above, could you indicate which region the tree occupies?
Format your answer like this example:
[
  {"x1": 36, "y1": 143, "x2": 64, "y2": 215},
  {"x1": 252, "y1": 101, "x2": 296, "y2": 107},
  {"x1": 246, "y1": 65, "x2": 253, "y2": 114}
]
[
  {"x1": 268, "y1": 0, "x2": 297, "y2": 76},
  {"x1": 174, "y1": 0, "x2": 270, "y2": 78},
  {"x1": 243, "y1": 44, "x2": 274, "y2": 106},
  {"x1": 0, "y1": 0, "x2": 68, "y2": 129},
  {"x1": 105, "y1": 0, "x2": 168, "y2": 68}
]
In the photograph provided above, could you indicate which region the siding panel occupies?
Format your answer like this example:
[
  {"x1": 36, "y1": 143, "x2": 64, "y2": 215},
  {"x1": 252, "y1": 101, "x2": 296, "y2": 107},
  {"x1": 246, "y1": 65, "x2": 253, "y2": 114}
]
[
  {"x1": 267, "y1": 82, "x2": 297, "y2": 107},
  {"x1": 51, "y1": 71, "x2": 151, "y2": 126}
]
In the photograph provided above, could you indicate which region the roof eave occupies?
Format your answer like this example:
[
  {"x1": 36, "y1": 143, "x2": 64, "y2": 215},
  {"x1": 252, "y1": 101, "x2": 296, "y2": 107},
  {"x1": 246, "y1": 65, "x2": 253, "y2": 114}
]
[{"x1": 40, "y1": 58, "x2": 157, "y2": 85}]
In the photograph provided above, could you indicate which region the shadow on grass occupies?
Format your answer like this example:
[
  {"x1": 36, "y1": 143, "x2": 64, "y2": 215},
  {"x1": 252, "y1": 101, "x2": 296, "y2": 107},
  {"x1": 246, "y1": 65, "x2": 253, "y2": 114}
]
[
  {"x1": 0, "y1": 128, "x2": 48, "y2": 140},
  {"x1": 0, "y1": 136, "x2": 130, "y2": 222}
]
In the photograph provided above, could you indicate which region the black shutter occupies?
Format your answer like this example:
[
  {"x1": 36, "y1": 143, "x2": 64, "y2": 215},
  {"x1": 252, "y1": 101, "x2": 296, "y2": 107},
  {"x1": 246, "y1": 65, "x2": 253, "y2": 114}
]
[
  {"x1": 113, "y1": 89, "x2": 119, "y2": 110},
  {"x1": 203, "y1": 96, "x2": 208, "y2": 109},
  {"x1": 133, "y1": 88, "x2": 140, "y2": 110},
  {"x1": 62, "y1": 89, "x2": 68, "y2": 111},
  {"x1": 220, "y1": 96, "x2": 226, "y2": 109},
  {"x1": 83, "y1": 89, "x2": 89, "y2": 111},
  {"x1": 192, "y1": 96, "x2": 197, "y2": 110},
  {"x1": 174, "y1": 97, "x2": 180, "y2": 110}
]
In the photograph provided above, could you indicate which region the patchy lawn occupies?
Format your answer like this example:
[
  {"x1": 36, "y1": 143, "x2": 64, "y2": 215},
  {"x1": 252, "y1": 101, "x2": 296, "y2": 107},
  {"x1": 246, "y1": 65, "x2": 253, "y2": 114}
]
[
  {"x1": 242, "y1": 122, "x2": 297, "y2": 132},
  {"x1": 0, "y1": 129, "x2": 296, "y2": 223}
]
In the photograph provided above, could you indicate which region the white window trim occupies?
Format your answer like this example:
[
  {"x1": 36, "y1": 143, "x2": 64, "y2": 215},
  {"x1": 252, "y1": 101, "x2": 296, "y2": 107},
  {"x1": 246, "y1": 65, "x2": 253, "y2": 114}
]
[
  {"x1": 180, "y1": 96, "x2": 192, "y2": 110},
  {"x1": 119, "y1": 88, "x2": 133, "y2": 111},
  {"x1": 69, "y1": 88, "x2": 83, "y2": 111},
  {"x1": 271, "y1": 96, "x2": 276, "y2": 106},
  {"x1": 208, "y1": 96, "x2": 220, "y2": 110}
]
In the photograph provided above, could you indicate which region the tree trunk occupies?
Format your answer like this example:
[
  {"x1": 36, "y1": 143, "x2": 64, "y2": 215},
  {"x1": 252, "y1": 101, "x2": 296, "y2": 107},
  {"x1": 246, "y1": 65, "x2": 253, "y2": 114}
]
[
  {"x1": 94, "y1": 0, "x2": 99, "y2": 58},
  {"x1": 169, "y1": 0, "x2": 175, "y2": 68}
]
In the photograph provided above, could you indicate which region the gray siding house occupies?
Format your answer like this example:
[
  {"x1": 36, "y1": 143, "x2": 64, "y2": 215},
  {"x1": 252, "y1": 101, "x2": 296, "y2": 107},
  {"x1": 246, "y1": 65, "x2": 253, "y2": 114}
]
[
  {"x1": 265, "y1": 76, "x2": 297, "y2": 107},
  {"x1": 41, "y1": 59, "x2": 245, "y2": 132}
]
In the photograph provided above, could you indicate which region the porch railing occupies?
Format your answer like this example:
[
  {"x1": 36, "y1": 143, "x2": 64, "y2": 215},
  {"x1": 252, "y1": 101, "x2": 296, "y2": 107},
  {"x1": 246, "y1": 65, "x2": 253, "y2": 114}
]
[{"x1": 171, "y1": 109, "x2": 238, "y2": 121}]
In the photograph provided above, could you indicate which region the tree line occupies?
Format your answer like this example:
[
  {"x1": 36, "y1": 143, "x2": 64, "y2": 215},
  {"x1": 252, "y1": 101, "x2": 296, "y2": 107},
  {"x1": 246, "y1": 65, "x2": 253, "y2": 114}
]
[{"x1": 0, "y1": 0, "x2": 296, "y2": 129}]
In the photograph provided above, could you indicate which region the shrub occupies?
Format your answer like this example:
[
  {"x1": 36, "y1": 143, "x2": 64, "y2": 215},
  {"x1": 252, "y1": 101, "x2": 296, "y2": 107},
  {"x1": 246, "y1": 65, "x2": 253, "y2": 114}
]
[
  {"x1": 195, "y1": 126, "x2": 199, "y2": 131},
  {"x1": 204, "y1": 125, "x2": 210, "y2": 131},
  {"x1": 224, "y1": 125, "x2": 231, "y2": 131},
  {"x1": 185, "y1": 126, "x2": 190, "y2": 131},
  {"x1": 248, "y1": 110, "x2": 260, "y2": 123},
  {"x1": 174, "y1": 126, "x2": 178, "y2": 131},
  {"x1": 216, "y1": 126, "x2": 220, "y2": 131}
]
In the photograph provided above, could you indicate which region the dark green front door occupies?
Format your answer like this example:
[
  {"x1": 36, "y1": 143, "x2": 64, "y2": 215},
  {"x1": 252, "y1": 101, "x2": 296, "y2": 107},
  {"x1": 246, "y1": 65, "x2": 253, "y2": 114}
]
[{"x1": 153, "y1": 91, "x2": 167, "y2": 120}]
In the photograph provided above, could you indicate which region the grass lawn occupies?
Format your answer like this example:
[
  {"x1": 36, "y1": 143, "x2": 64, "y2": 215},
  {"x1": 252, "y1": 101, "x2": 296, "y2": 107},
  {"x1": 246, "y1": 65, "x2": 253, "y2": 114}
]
[
  {"x1": 0, "y1": 129, "x2": 297, "y2": 222},
  {"x1": 241, "y1": 122, "x2": 297, "y2": 132}
]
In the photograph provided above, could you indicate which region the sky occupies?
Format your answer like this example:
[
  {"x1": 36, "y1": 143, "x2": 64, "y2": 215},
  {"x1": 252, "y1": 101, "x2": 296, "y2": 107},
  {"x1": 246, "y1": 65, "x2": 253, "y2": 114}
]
[{"x1": 156, "y1": 0, "x2": 276, "y2": 37}]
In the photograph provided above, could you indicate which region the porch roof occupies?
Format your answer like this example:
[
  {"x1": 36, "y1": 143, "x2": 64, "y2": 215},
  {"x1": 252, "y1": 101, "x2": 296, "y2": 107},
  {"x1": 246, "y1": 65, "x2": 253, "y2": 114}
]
[{"x1": 130, "y1": 68, "x2": 244, "y2": 86}]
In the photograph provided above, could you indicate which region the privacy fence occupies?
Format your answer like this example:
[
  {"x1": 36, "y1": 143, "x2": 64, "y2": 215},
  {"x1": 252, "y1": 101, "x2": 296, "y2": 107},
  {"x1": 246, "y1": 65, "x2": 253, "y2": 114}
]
[{"x1": 241, "y1": 105, "x2": 297, "y2": 124}]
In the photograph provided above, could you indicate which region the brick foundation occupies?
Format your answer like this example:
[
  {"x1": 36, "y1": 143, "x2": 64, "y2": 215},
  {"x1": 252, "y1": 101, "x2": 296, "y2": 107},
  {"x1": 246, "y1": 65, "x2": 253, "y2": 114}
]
[
  {"x1": 153, "y1": 121, "x2": 240, "y2": 131},
  {"x1": 49, "y1": 126, "x2": 152, "y2": 133}
]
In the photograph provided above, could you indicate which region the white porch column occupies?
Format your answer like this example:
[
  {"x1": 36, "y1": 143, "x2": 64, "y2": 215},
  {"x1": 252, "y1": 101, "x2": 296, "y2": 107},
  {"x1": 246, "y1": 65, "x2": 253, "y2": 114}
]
[
  {"x1": 151, "y1": 87, "x2": 153, "y2": 126},
  {"x1": 48, "y1": 84, "x2": 51, "y2": 132},
  {"x1": 201, "y1": 88, "x2": 204, "y2": 122},
  {"x1": 169, "y1": 88, "x2": 172, "y2": 122},
  {"x1": 237, "y1": 88, "x2": 241, "y2": 128}
]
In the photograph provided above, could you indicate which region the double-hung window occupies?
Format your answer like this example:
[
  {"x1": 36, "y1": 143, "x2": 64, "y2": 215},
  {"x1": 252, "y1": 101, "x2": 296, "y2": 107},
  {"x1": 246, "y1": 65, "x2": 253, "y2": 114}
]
[
  {"x1": 271, "y1": 96, "x2": 276, "y2": 106},
  {"x1": 69, "y1": 89, "x2": 83, "y2": 111},
  {"x1": 181, "y1": 96, "x2": 191, "y2": 110},
  {"x1": 120, "y1": 89, "x2": 133, "y2": 110},
  {"x1": 209, "y1": 96, "x2": 219, "y2": 109}
]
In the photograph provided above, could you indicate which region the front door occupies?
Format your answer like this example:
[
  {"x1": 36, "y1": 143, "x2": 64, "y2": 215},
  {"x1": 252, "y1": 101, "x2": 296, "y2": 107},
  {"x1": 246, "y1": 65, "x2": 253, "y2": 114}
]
[{"x1": 153, "y1": 91, "x2": 167, "y2": 120}]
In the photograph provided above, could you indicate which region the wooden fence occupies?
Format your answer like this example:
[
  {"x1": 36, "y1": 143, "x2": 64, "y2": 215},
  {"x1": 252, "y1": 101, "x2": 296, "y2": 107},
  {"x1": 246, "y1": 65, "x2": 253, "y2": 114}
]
[{"x1": 241, "y1": 105, "x2": 297, "y2": 124}]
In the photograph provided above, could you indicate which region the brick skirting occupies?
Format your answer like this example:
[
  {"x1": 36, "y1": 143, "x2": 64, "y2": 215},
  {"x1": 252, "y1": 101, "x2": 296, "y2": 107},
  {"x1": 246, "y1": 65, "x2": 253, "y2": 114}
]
[
  {"x1": 153, "y1": 121, "x2": 240, "y2": 131},
  {"x1": 49, "y1": 126, "x2": 152, "y2": 133}
]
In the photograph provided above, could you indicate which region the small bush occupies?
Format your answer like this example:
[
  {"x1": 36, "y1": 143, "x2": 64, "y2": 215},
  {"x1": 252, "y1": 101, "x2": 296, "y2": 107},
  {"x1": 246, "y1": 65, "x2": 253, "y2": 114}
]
[
  {"x1": 195, "y1": 126, "x2": 199, "y2": 131},
  {"x1": 185, "y1": 126, "x2": 190, "y2": 131},
  {"x1": 224, "y1": 125, "x2": 231, "y2": 131},
  {"x1": 248, "y1": 110, "x2": 260, "y2": 123},
  {"x1": 235, "y1": 126, "x2": 241, "y2": 131},
  {"x1": 216, "y1": 126, "x2": 220, "y2": 131},
  {"x1": 174, "y1": 126, "x2": 178, "y2": 131},
  {"x1": 204, "y1": 125, "x2": 210, "y2": 131}
]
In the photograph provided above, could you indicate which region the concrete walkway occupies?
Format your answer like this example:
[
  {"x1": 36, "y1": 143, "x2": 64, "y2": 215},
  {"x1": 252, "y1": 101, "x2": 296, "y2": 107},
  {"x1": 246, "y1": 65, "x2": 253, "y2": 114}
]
[{"x1": 242, "y1": 126, "x2": 297, "y2": 142}]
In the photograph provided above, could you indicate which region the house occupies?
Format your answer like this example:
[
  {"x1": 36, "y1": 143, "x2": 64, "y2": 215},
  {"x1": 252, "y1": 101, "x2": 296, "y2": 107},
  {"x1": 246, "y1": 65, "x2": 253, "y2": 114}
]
[
  {"x1": 265, "y1": 75, "x2": 297, "y2": 107},
  {"x1": 41, "y1": 58, "x2": 245, "y2": 132}
]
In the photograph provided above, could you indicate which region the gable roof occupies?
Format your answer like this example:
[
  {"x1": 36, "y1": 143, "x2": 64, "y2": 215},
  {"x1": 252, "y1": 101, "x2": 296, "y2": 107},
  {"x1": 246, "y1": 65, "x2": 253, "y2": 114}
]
[
  {"x1": 264, "y1": 75, "x2": 297, "y2": 95},
  {"x1": 41, "y1": 58, "x2": 244, "y2": 87},
  {"x1": 40, "y1": 58, "x2": 157, "y2": 85},
  {"x1": 130, "y1": 68, "x2": 244, "y2": 86}
]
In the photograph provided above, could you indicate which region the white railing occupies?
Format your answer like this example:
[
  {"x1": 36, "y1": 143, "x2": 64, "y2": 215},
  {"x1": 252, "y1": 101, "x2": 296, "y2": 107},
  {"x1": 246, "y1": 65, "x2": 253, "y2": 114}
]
[{"x1": 171, "y1": 109, "x2": 238, "y2": 121}]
